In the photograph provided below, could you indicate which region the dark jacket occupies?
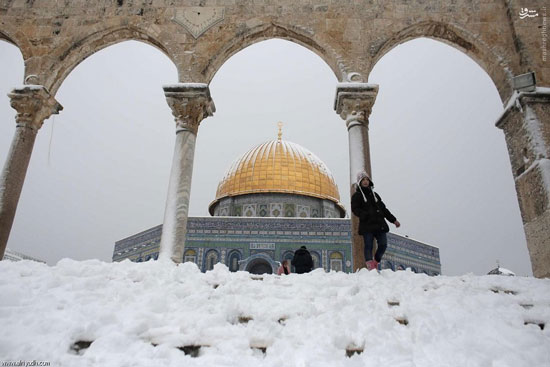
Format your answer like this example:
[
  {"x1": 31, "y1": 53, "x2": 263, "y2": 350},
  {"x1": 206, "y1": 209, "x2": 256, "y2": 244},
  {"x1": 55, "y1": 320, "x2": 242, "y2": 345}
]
[
  {"x1": 291, "y1": 248, "x2": 314, "y2": 274},
  {"x1": 351, "y1": 183, "x2": 396, "y2": 234}
]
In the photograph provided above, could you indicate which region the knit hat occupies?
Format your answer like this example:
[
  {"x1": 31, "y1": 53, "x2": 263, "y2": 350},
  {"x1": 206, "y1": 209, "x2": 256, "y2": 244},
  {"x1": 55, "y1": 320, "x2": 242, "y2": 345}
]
[
  {"x1": 356, "y1": 171, "x2": 372, "y2": 186},
  {"x1": 356, "y1": 171, "x2": 377, "y2": 203}
]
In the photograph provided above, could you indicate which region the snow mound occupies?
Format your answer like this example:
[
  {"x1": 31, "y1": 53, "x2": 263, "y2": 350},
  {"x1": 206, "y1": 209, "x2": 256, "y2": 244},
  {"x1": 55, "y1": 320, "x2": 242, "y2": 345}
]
[{"x1": 1, "y1": 259, "x2": 549, "y2": 367}]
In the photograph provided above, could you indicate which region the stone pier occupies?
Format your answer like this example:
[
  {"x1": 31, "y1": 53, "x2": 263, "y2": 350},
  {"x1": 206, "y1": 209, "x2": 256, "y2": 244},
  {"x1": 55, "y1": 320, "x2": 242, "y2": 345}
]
[
  {"x1": 0, "y1": 86, "x2": 62, "y2": 260},
  {"x1": 159, "y1": 84, "x2": 215, "y2": 263},
  {"x1": 334, "y1": 83, "x2": 378, "y2": 272},
  {"x1": 496, "y1": 88, "x2": 550, "y2": 278}
]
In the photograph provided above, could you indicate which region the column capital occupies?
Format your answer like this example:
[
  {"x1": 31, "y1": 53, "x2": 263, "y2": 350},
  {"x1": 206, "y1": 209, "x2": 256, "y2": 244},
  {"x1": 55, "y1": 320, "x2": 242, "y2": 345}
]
[
  {"x1": 496, "y1": 87, "x2": 550, "y2": 129},
  {"x1": 163, "y1": 83, "x2": 216, "y2": 135},
  {"x1": 334, "y1": 83, "x2": 378, "y2": 129},
  {"x1": 8, "y1": 85, "x2": 63, "y2": 131}
]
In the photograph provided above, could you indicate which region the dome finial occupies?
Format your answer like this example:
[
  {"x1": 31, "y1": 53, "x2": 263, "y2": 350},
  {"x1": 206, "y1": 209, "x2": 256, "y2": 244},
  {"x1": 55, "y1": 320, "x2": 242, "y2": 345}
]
[{"x1": 277, "y1": 121, "x2": 283, "y2": 141}]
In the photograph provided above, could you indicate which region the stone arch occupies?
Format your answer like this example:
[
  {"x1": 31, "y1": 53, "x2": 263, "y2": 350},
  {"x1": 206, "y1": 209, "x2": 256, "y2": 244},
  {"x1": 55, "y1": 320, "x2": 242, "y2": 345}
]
[
  {"x1": 202, "y1": 22, "x2": 346, "y2": 83},
  {"x1": 241, "y1": 253, "x2": 278, "y2": 274},
  {"x1": 310, "y1": 251, "x2": 321, "y2": 269},
  {"x1": 246, "y1": 258, "x2": 273, "y2": 275},
  {"x1": 370, "y1": 21, "x2": 512, "y2": 101},
  {"x1": 0, "y1": 30, "x2": 32, "y2": 63},
  {"x1": 48, "y1": 26, "x2": 177, "y2": 95},
  {"x1": 0, "y1": 31, "x2": 32, "y2": 87}
]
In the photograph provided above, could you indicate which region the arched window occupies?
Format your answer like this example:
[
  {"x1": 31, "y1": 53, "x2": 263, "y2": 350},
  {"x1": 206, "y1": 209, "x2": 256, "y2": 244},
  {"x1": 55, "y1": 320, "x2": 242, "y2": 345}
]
[
  {"x1": 311, "y1": 251, "x2": 321, "y2": 269},
  {"x1": 205, "y1": 250, "x2": 219, "y2": 271},
  {"x1": 329, "y1": 251, "x2": 343, "y2": 272},
  {"x1": 227, "y1": 251, "x2": 241, "y2": 272},
  {"x1": 184, "y1": 249, "x2": 197, "y2": 263}
]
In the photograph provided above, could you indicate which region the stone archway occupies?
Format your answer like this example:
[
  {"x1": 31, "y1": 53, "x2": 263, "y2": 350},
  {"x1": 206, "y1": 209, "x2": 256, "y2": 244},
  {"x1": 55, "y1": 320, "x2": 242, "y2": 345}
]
[
  {"x1": 246, "y1": 258, "x2": 273, "y2": 275},
  {"x1": 368, "y1": 21, "x2": 512, "y2": 101},
  {"x1": 201, "y1": 22, "x2": 347, "y2": 83},
  {"x1": 0, "y1": 29, "x2": 32, "y2": 66},
  {"x1": 46, "y1": 26, "x2": 178, "y2": 95}
]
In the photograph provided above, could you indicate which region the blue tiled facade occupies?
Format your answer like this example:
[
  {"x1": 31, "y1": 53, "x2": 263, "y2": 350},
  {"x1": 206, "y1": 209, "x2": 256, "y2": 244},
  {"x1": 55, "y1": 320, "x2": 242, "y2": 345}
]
[{"x1": 113, "y1": 217, "x2": 441, "y2": 275}]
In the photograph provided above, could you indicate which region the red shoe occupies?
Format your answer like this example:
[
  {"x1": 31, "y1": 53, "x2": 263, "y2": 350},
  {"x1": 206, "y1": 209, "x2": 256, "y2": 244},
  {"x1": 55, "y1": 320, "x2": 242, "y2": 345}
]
[{"x1": 365, "y1": 260, "x2": 377, "y2": 271}]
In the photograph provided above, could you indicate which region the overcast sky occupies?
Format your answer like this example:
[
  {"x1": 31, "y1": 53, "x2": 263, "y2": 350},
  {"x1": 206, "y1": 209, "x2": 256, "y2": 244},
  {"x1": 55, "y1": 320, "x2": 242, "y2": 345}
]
[{"x1": 0, "y1": 37, "x2": 532, "y2": 276}]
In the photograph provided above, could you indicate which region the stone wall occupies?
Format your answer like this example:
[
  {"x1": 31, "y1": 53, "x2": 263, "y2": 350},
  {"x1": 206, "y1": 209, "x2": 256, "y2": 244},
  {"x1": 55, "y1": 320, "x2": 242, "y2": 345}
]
[{"x1": 1, "y1": 0, "x2": 547, "y2": 99}]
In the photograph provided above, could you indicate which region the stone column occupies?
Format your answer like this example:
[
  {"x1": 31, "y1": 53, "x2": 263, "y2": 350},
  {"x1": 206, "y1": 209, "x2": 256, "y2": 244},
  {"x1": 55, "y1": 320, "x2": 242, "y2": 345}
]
[
  {"x1": 159, "y1": 84, "x2": 215, "y2": 263},
  {"x1": 0, "y1": 86, "x2": 62, "y2": 260},
  {"x1": 334, "y1": 83, "x2": 378, "y2": 272},
  {"x1": 496, "y1": 88, "x2": 550, "y2": 278}
]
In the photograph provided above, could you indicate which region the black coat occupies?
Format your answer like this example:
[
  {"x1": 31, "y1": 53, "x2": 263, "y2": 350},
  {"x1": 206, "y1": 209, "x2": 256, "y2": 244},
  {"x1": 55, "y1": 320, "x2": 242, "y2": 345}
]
[
  {"x1": 291, "y1": 248, "x2": 314, "y2": 274},
  {"x1": 351, "y1": 184, "x2": 396, "y2": 234}
]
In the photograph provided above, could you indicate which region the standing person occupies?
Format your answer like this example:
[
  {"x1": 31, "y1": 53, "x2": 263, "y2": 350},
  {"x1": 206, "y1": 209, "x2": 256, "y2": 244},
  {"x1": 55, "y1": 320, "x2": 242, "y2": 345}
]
[
  {"x1": 291, "y1": 246, "x2": 314, "y2": 274},
  {"x1": 277, "y1": 259, "x2": 292, "y2": 275},
  {"x1": 351, "y1": 171, "x2": 401, "y2": 271}
]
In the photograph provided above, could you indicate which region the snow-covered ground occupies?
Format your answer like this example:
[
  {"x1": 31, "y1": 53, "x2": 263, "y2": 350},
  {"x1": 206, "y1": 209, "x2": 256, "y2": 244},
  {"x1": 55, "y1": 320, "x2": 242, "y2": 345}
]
[{"x1": 1, "y1": 259, "x2": 549, "y2": 367}]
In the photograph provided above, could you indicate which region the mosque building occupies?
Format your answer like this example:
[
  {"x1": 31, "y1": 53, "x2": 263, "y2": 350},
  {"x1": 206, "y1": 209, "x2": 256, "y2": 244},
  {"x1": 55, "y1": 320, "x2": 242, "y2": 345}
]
[
  {"x1": 3, "y1": 248, "x2": 45, "y2": 263},
  {"x1": 113, "y1": 126, "x2": 441, "y2": 275}
]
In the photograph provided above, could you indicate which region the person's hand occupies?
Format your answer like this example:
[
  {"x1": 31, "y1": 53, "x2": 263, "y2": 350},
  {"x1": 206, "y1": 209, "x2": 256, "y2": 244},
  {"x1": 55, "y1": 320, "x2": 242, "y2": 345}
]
[{"x1": 394, "y1": 220, "x2": 401, "y2": 228}]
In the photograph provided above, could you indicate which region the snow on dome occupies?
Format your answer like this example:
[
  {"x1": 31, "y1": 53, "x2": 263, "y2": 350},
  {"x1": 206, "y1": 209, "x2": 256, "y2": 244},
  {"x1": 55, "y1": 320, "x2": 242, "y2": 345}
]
[
  {"x1": 209, "y1": 139, "x2": 344, "y2": 215},
  {"x1": 488, "y1": 266, "x2": 516, "y2": 276},
  {"x1": 1, "y1": 259, "x2": 549, "y2": 367}
]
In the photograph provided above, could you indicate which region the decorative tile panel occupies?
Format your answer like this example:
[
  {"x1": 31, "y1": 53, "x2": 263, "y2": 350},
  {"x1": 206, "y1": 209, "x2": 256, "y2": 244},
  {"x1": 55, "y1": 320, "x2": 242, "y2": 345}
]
[
  {"x1": 243, "y1": 204, "x2": 256, "y2": 217},
  {"x1": 270, "y1": 203, "x2": 283, "y2": 217},
  {"x1": 284, "y1": 203, "x2": 295, "y2": 217},
  {"x1": 297, "y1": 205, "x2": 310, "y2": 217}
]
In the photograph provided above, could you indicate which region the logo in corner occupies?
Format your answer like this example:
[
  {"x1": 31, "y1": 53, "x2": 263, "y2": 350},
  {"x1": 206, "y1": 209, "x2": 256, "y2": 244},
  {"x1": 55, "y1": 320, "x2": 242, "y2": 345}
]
[{"x1": 519, "y1": 7, "x2": 538, "y2": 19}]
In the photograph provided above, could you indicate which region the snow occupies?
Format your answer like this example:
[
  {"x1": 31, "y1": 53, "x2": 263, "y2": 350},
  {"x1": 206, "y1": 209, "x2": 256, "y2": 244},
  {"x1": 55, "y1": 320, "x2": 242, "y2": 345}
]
[
  {"x1": 14, "y1": 84, "x2": 46, "y2": 91},
  {"x1": 1, "y1": 259, "x2": 549, "y2": 367},
  {"x1": 523, "y1": 104, "x2": 547, "y2": 159},
  {"x1": 159, "y1": 132, "x2": 196, "y2": 262},
  {"x1": 498, "y1": 267, "x2": 516, "y2": 276},
  {"x1": 500, "y1": 86, "x2": 550, "y2": 121},
  {"x1": 335, "y1": 82, "x2": 378, "y2": 91},
  {"x1": 162, "y1": 83, "x2": 209, "y2": 89}
]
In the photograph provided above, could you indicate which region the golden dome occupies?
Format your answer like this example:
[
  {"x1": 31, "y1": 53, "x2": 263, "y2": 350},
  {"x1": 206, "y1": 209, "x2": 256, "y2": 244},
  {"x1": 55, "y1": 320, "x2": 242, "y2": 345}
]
[{"x1": 209, "y1": 138, "x2": 344, "y2": 214}]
